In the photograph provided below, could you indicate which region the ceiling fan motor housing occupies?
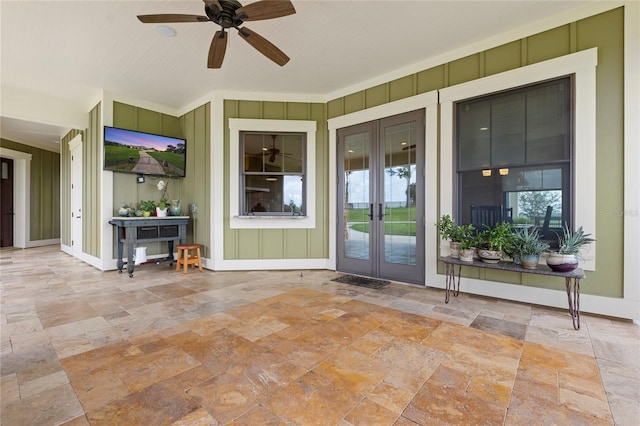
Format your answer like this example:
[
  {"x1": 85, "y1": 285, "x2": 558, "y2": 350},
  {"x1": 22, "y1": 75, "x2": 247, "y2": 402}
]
[{"x1": 206, "y1": 0, "x2": 244, "y2": 28}]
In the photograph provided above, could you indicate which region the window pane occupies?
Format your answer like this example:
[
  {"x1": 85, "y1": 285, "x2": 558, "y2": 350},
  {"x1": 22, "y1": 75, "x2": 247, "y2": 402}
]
[
  {"x1": 456, "y1": 76, "x2": 572, "y2": 232},
  {"x1": 244, "y1": 175, "x2": 303, "y2": 214},
  {"x1": 459, "y1": 164, "x2": 569, "y2": 239},
  {"x1": 526, "y1": 79, "x2": 570, "y2": 162},
  {"x1": 457, "y1": 100, "x2": 491, "y2": 170},
  {"x1": 240, "y1": 131, "x2": 306, "y2": 215},
  {"x1": 243, "y1": 133, "x2": 305, "y2": 173},
  {"x1": 491, "y1": 92, "x2": 525, "y2": 166},
  {"x1": 281, "y1": 134, "x2": 304, "y2": 173}
]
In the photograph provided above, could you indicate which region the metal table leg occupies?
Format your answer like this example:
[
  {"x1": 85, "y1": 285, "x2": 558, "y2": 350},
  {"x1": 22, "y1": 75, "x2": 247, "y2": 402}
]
[
  {"x1": 445, "y1": 263, "x2": 461, "y2": 303},
  {"x1": 565, "y1": 277, "x2": 581, "y2": 330}
]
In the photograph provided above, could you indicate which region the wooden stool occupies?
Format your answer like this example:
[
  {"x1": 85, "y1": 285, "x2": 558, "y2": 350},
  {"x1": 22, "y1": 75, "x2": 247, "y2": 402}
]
[{"x1": 175, "y1": 244, "x2": 202, "y2": 273}]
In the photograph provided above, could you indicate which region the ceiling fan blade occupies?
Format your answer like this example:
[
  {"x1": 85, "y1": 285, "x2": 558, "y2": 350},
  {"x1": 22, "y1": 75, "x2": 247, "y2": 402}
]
[
  {"x1": 137, "y1": 14, "x2": 209, "y2": 23},
  {"x1": 235, "y1": 0, "x2": 296, "y2": 21},
  {"x1": 208, "y1": 31, "x2": 228, "y2": 69},
  {"x1": 237, "y1": 27, "x2": 290, "y2": 66}
]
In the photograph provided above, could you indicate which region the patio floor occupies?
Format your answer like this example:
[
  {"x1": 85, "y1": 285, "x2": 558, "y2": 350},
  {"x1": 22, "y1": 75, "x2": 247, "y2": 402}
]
[{"x1": 1, "y1": 246, "x2": 638, "y2": 425}]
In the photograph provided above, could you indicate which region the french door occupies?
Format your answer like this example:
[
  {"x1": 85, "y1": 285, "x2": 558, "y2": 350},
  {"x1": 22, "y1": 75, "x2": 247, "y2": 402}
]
[{"x1": 336, "y1": 110, "x2": 425, "y2": 284}]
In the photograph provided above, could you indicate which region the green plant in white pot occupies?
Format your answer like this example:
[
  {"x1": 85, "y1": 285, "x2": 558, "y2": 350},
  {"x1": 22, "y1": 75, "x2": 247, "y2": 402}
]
[
  {"x1": 475, "y1": 222, "x2": 513, "y2": 264},
  {"x1": 514, "y1": 227, "x2": 549, "y2": 270},
  {"x1": 546, "y1": 225, "x2": 594, "y2": 272},
  {"x1": 437, "y1": 215, "x2": 474, "y2": 259},
  {"x1": 457, "y1": 234, "x2": 477, "y2": 262}
]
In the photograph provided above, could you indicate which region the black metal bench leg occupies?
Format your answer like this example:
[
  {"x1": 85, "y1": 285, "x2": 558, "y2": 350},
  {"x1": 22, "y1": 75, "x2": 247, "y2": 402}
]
[{"x1": 566, "y1": 277, "x2": 581, "y2": 330}]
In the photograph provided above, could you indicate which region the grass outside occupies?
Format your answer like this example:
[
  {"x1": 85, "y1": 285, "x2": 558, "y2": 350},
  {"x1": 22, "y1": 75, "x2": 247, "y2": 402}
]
[
  {"x1": 147, "y1": 151, "x2": 185, "y2": 173},
  {"x1": 346, "y1": 207, "x2": 417, "y2": 236},
  {"x1": 104, "y1": 146, "x2": 140, "y2": 171}
]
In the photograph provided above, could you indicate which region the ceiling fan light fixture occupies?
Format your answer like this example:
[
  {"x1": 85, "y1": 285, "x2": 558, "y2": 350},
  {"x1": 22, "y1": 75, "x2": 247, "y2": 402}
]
[{"x1": 155, "y1": 25, "x2": 177, "y2": 37}]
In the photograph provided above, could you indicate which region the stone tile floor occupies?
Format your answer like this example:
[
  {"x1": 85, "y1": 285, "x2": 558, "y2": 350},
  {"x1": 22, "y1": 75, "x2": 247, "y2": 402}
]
[{"x1": 1, "y1": 246, "x2": 638, "y2": 425}]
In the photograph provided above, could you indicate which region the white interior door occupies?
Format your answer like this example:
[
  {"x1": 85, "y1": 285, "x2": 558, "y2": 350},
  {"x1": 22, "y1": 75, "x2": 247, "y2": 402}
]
[{"x1": 69, "y1": 135, "x2": 83, "y2": 258}]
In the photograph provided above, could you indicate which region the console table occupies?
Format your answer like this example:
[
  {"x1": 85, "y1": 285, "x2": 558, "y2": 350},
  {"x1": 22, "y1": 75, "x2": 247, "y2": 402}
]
[
  {"x1": 109, "y1": 217, "x2": 189, "y2": 277},
  {"x1": 439, "y1": 256, "x2": 585, "y2": 330}
]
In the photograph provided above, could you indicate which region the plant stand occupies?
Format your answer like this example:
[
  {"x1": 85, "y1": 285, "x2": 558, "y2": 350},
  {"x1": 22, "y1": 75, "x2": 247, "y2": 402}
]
[{"x1": 439, "y1": 256, "x2": 585, "y2": 330}]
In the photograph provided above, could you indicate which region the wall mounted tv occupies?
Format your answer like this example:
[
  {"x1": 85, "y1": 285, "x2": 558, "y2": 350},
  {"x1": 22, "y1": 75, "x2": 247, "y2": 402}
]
[{"x1": 103, "y1": 126, "x2": 186, "y2": 177}]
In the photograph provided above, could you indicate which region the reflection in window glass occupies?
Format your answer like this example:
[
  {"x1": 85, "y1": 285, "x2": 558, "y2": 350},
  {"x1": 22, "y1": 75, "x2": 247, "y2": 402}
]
[
  {"x1": 241, "y1": 132, "x2": 305, "y2": 215},
  {"x1": 456, "y1": 77, "x2": 572, "y2": 238}
]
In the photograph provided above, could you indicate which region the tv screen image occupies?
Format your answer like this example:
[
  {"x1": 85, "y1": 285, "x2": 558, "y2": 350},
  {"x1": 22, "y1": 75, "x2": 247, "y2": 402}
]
[{"x1": 104, "y1": 126, "x2": 186, "y2": 177}]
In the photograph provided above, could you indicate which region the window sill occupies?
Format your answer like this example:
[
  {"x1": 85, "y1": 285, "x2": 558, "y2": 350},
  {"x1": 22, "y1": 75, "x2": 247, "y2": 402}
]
[{"x1": 236, "y1": 215, "x2": 308, "y2": 219}]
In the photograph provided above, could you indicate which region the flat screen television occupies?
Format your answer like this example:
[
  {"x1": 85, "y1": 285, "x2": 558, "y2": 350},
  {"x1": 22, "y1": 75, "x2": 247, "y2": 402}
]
[{"x1": 103, "y1": 126, "x2": 186, "y2": 177}]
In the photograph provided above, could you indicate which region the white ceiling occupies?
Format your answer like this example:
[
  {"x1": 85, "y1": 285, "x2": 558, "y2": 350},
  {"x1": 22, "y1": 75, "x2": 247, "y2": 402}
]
[{"x1": 1, "y1": 0, "x2": 598, "y2": 152}]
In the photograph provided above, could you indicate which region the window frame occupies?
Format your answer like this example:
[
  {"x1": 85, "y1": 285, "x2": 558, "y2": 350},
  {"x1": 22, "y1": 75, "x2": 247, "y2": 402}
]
[
  {"x1": 454, "y1": 76, "x2": 573, "y2": 236},
  {"x1": 239, "y1": 131, "x2": 307, "y2": 216},
  {"x1": 229, "y1": 118, "x2": 316, "y2": 229},
  {"x1": 439, "y1": 48, "x2": 597, "y2": 270}
]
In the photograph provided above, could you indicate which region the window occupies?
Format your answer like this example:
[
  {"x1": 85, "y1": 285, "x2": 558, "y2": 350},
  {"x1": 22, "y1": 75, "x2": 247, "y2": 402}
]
[
  {"x1": 456, "y1": 77, "x2": 572, "y2": 240},
  {"x1": 240, "y1": 132, "x2": 306, "y2": 215},
  {"x1": 228, "y1": 118, "x2": 316, "y2": 229}
]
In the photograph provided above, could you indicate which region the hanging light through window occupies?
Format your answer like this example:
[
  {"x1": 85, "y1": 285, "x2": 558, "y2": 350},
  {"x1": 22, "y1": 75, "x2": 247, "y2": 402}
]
[
  {"x1": 482, "y1": 169, "x2": 492, "y2": 177},
  {"x1": 499, "y1": 168, "x2": 509, "y2": 176}
]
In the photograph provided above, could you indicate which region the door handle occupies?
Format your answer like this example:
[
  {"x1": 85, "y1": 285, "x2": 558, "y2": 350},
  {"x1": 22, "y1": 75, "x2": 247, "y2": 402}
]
[
  {"x1": 378, "y1": 203, "x2": 384, "y2": 220},
  {"x1": 368, "y1": 203, "x2": 373, "y2": 221}
]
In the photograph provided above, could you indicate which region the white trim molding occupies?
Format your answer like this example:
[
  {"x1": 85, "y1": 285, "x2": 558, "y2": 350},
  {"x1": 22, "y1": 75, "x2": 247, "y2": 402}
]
[
  {"x1": 0, "y1": 147, "x2": 32, "y2": 248},
  {"x1": 228, "y1": 118, "x2": 317, "y2": 230},
  {"x1": 623, "y1": 1, "x2": 640, "y2": 321}
]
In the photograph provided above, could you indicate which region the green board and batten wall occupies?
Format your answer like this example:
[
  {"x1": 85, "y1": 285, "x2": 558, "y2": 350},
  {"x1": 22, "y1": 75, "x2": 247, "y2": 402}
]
[
  {"x1": 223, "y1": 100, "x2": 329, "y2": 260},
  {"x1": 69, "y1": 7, "x2": 623, "y2": 298},
  {"x1": 0, "y1": 138, "x2": 61, "y2": 244},
  {"x1": 109, "y1": 101, "x2": 212, "y2": 257},
  {"x1": 326, "y1": 8, "x2": 623, "y2": 297}
]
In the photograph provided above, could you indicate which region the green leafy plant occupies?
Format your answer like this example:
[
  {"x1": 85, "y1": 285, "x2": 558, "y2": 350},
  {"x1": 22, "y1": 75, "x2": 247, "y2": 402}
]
[
  {"x1": 139, "y1": 200, "x2": 156, "y2": 212},
  {"x1": 476, "y1": 222, "x2": 515, "y2": 253},
  {"x1": 437, "y1": 214, "x2": 475, "y2": 242},
  {"x1": 437, "y1": 214, "x2": 457, "y2": 241},
  {"x1": 555, "y1": 224, "x2": 594, "y2": 255}
]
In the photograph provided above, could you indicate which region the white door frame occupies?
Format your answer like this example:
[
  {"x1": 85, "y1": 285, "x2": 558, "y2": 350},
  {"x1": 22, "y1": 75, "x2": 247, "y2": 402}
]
[
  {"x1": 328, "y1": 91, "x2": 439, "y2": 284},
  {"x1": 69, "y1": 134, "x2": 83, "y2": 258},
  {"x1": 0, "y1": 147, "x2": 31, "y2": 248}
]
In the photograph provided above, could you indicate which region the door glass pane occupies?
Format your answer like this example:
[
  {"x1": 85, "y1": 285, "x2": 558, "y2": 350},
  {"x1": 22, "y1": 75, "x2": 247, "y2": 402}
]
[
  {"x1": 383, "y1": 122, "x2": 416, "y2": 266},
  {"x1": 343, "y1": 132, "x2": 370, "y2": 260}
]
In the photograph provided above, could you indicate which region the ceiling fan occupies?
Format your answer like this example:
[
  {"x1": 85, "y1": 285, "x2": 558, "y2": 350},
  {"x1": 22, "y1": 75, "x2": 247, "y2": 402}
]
[
  {"x1": 137, "y1": 0, "x2": 296, "y2": 69},
  {"x1": 264, "y1": 135, "x2": 282, "y2": 163}
]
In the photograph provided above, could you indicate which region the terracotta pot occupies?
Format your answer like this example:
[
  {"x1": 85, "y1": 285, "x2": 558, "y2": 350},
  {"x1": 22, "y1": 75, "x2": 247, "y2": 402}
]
[{"x1": 546, "y1": 253, "x2": 578, "y2": 272}]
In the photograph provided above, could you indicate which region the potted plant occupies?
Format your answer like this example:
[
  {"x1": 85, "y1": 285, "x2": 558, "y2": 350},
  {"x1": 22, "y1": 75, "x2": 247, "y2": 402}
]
[
  {"x1": 476, "y1": 222, "x2": 513, "y2": 263},
  {"x1": 513, "y1": 227, "x2": 549, "y2": 270},
  {"x1": 457, "y1": 233, "x2": 476, "y2": 262},
  {"x1": 437, "y1": 215, "x2": 474, "y2": 258},
  {"x1": 156, "y1": 179, "x2": 169, "y2": 217},
  {"x1": 546, "y1": 224, "x2": 594, "y2": 272},
  {"x1": 139, "y1": 200, "x2": 155, "y2": 217}
]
